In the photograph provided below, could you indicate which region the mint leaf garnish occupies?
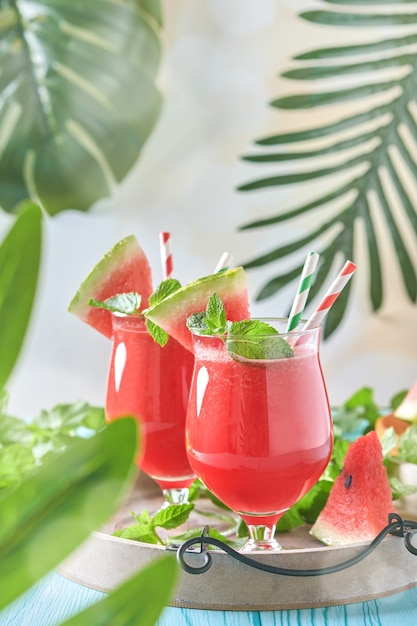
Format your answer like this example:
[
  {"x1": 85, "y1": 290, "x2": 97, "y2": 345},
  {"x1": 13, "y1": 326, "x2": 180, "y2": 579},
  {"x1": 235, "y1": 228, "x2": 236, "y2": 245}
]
[
  {"x1": 146, "y1": 319, "x2": 169, "y2": 347},
  {"x1": 88, "y1": 292, "x2": 142, "y2": 315},
  {"x1": 229, "y1": 320, "x2": 277, "y2": 337},
  {"x1": 148, "y1": 278, "x2": 182, "y2": 307},
  {"x1": 186, "y1": 293, "x2": 228, "y2": 336},
  {"x1": 186, "y1": 311, "x2": 209, "y2": 334},
  {"x1": 205, "y1": 293, "x2": 227, "y2": 333},
  {"x1": 227, "y1": 320, "x2": 294, "y2": 360},
  {"x1": 186, "y1": 294, "x2": 294, "y2": 360},
  {"x1": 143, "y1": 279, "x2": 182, "y2": 346}
]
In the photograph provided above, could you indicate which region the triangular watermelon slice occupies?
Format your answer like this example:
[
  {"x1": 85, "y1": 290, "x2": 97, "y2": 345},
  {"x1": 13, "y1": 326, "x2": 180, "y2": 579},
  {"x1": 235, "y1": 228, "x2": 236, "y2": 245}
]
[
  {"x1": 394, "y1": 380, "x2": 417, "y2": 422},
  {"x1": 68, "y1": 235, "x2": 153, "y2": 339},
  {"x1": 145, "y1": 267, "x2": 250, "y2": 352},
  {"x1": 310, "y1": 431, "x2": 395, "y2": 545}
]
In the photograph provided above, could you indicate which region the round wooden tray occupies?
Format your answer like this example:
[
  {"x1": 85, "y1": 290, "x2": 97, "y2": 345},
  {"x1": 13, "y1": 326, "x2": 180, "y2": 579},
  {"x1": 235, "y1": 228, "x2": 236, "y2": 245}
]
[{"x1": 58, "y1": 473, "x2": 417, "y2": 611}]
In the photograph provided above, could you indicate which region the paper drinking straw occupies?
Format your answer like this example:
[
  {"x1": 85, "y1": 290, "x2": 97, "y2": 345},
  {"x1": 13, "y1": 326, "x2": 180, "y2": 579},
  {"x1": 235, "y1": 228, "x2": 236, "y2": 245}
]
[
  {"x1": 214, "y1": 251, "x2": 234, "y2": 273},
  {"x1": 303, "y1": 260, "x2": 357, "y2": 331},
  {"x1": 286, "y1": 251, "x2": 320, "y2": 332},
  {"x1": 159, "y1": 232, "x2": 173, "y2": 279}
]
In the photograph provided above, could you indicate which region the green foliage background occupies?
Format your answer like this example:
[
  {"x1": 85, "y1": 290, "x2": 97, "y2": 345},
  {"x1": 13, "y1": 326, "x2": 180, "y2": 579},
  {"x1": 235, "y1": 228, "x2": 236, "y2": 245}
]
[{"x1": 239, "y1": 0, "x2": 417, "y2": 336}]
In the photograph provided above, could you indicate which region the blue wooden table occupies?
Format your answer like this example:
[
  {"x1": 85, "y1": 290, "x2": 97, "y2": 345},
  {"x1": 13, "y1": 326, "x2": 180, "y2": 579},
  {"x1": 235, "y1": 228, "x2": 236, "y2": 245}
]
[{"x1": 1, "y1": 570, "x2": 417, "y2": 626}]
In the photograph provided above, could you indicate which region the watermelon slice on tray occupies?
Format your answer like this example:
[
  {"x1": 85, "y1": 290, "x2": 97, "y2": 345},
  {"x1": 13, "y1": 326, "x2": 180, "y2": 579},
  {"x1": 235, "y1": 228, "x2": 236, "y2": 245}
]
[
  {"x1": 394, "y1": 380, "x2": 417, "y2": 422},
  {"x1": 374, "y1": 380, "x2": 417, "y2": 454},
  {"x1": 310, "y1": 431, "x2": 395, "y2": 546},
  {"x1": 145, "y1": 267, "x2": 250, "y2": 352},
  {"x1": 68, "y1": 235, "x2": 153, "y2": 339}
]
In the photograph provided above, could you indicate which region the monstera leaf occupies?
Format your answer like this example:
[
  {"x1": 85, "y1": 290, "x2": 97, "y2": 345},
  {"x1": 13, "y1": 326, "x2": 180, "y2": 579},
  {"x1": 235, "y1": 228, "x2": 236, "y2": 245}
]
[
  {"x1": 0, "y1": 0, "x2": 162, "y2": 215},
  {"x1": 238, "y1": 0, "x2": 417, "y2": 337}
]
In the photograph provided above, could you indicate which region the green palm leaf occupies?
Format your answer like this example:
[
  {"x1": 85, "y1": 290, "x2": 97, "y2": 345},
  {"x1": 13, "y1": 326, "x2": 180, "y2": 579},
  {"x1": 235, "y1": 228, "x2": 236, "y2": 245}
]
[
  {"x1": 0, "y1": 0, "x2": 162, "y2": 215},
  {"x1": 0, "y1": 201, "x2": 42, "y2": 389},
  {"x1": 238, "y1": 0, "x2": 417, "y2": 337}
]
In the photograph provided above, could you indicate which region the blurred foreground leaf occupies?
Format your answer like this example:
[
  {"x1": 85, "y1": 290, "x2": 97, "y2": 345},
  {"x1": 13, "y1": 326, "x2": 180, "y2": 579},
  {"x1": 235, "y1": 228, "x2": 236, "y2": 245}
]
[
  {"x1": 61, "y1": 555, "x2": 177, "y2": 626},
  {"x1": 0, "y1": 400, "x2": 107, "y2": 492},
  {"x1": 0, "y1": 202, "x2": 42, "y2": 389},
  {"x1": 0, "y1": 417, "x2": 138, "y2": 610}
]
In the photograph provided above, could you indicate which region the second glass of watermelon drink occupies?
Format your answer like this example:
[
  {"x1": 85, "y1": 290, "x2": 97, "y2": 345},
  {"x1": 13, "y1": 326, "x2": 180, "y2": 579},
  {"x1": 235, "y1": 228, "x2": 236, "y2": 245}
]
[
  {"x1": 105, "y1": 313, "x2": 196, "y2": 504},
  {"x1": 185, "y1": 319, "x2": 333, "y2": 550}
]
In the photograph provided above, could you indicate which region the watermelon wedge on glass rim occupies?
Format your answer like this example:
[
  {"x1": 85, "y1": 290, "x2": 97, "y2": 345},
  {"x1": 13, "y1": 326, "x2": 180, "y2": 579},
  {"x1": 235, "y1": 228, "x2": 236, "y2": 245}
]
[
  {"x1": 68, "y1": 235, "x2": 153, "y2": 339},
  {"x1": 145, "y1": 267, "x2": 250, "y2": 353}
]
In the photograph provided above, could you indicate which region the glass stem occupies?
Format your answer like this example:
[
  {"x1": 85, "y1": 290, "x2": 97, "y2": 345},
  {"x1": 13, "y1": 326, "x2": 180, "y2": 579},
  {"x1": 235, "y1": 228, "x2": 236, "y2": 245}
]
[
  {"x1": 244, "y1": 523, "x2": 281, "y2": 551},
  {"x1": 162, "y1": 487, "x2": 190, "y2": 506}
]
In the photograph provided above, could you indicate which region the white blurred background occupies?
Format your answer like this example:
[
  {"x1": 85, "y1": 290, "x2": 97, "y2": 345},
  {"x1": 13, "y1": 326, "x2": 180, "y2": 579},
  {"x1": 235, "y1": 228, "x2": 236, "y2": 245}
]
[{"x1": 3, "y1": 0, "x2": 417, "y2": 417}]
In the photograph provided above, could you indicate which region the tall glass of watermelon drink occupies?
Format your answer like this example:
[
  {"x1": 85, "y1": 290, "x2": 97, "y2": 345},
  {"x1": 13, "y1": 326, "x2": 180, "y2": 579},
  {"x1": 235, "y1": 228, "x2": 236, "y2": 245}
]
[
  {"x1": 105, "y1": 313, "x2": 196, "y2": 504},
  {"x1": 185, "y1": 319, "x2": 333, "y2": 550}
]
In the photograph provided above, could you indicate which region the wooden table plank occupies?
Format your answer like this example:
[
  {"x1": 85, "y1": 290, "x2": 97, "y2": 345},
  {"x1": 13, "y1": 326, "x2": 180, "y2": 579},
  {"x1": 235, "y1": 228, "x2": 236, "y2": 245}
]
[{"x1": 1, "y1": 572, "x2": 417, "y2": 626}]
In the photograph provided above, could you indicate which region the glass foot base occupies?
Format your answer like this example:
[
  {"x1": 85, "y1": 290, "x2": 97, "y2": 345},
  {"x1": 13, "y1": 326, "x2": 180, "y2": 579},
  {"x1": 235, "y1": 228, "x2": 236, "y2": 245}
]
[
  {"x1": 162, "y1": 487, "x2": 190, "y2": 505},
  {"x1": 242, "y1": 523, "x2": 281, "y2": 552},
  {"x1": 242, "y1": 536, "x2": 282, "y2": 552}
]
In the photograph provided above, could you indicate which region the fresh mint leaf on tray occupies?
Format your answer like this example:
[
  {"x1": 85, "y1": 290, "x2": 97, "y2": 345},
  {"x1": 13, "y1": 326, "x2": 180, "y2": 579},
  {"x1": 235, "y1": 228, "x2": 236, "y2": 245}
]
[
  {"x1": 0, "y1": 400, "x2": 106, "y2": 492},
  {"x1": 113, "y1": 504, "x2": 195, "y2": 545}
]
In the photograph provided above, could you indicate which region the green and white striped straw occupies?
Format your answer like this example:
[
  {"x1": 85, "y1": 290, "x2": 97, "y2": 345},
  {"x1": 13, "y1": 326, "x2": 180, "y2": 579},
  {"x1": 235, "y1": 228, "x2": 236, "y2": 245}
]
[{"x1": 286, "y1": 251, "x2": 320, "y2": 332}]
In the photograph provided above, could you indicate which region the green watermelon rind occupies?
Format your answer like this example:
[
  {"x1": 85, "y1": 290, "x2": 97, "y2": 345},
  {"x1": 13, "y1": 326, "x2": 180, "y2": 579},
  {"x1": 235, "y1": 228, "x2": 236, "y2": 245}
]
[
  {"x1": 145, "y1": 267, "x2": 249, "y2": 351},
  {"x1": 310, "y1": 518, "x2": 368, "y2": 547},
  {"x1": 68, "y1": 235, "x2": 152, "y2": 338},
  {"x1": 68, "y1": 236, "x2": 140, "y2": 316}
]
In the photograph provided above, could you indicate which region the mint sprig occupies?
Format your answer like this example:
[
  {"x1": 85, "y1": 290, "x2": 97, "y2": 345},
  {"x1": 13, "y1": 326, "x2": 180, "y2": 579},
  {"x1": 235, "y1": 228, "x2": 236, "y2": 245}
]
[
  {"x1": 148, "y1": 278, "x2": 182, "y2": 307},
  {"x1": 187, "y1": 293, "x2": 229, "y2": 336},
  {"x1": 0, "y1": 400, "x2": 106, "y2": 492},
  {"x1": 227, "y1": 320, "x2": 294, "y2": 360},
  {"x1": 145, "y1": 319, "x2": 169, "y2": 347},
  {"x1": 144, "y1": 278, "x2": 182, "y2": 346},
  {"x1": 205, "y1": 293, "x2": 228, "y2": 333},
  {"x1": 186, "y1": 311, "x2": 210, "y2": 335},
  {"x1": 186, "y1": 294, "x2": 294, "y2": 361},
  {"x1": 113, "y1": 503, "x2": 194, "y2": 544},
  {"x1": 88, "y1": 292, "x2": 142, "y2": 315}
]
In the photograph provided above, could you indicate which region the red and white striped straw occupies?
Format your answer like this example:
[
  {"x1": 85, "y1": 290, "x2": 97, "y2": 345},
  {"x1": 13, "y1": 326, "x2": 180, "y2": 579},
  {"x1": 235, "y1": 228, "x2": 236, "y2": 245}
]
[
  {"x1": 303, "y1": 260, "x2": 357, "y2": 331},
  {"x1": 286, "y1": 251, "x2": 320, "y2": 332},
  {"x1": 214, "y1": 251, "x2": 234, "y2": 273},
  {"x1": 159, "y1": 232, "x2": 173, "y2": 279}
]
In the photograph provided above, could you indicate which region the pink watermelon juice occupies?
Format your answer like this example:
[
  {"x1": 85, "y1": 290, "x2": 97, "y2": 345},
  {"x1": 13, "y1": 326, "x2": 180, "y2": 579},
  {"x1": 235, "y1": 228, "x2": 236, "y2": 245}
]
[
  {"x1": 186, "y1": 324, "x2": 333, "y2": 526},
  {"x1": 105, "y1": 314, "x2": 195, "y2": 490}
]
